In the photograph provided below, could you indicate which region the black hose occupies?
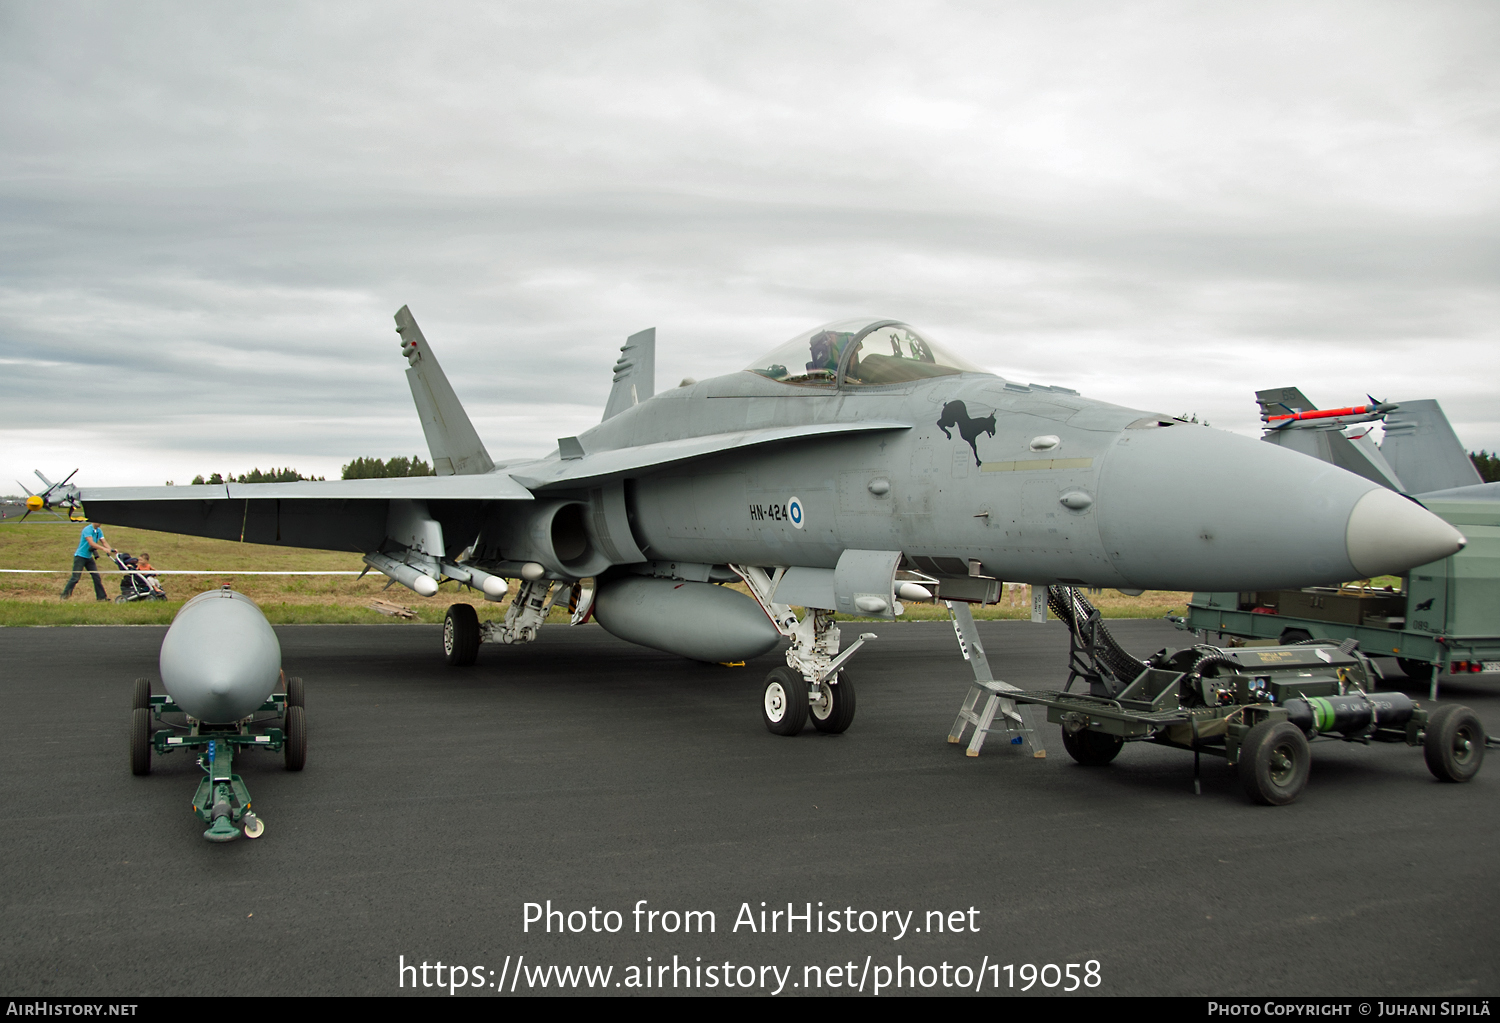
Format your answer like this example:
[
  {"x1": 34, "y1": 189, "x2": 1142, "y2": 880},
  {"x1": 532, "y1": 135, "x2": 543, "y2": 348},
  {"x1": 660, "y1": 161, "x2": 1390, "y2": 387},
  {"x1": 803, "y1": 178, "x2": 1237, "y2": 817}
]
[
  {"x1": 1187, "y1": 654, "x2": 1240, "y2": 677},
  {"x1": 1046, "y1": 586, "x2": 1148, "y2": 682}
]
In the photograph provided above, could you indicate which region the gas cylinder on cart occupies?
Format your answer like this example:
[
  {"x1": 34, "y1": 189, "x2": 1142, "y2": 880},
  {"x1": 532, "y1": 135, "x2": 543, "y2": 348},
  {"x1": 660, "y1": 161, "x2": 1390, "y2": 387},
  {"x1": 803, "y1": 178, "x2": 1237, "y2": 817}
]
[{"x1": 1282, "y1": 692, "x2": 1415, "y2": 737}]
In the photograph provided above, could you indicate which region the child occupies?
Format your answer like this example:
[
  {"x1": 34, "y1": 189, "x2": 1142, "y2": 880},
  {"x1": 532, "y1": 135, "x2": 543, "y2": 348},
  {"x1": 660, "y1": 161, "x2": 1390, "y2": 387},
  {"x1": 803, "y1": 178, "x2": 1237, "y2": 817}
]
[{"x1": 136, "y1": 552, "x2": 166, "y2": 597}]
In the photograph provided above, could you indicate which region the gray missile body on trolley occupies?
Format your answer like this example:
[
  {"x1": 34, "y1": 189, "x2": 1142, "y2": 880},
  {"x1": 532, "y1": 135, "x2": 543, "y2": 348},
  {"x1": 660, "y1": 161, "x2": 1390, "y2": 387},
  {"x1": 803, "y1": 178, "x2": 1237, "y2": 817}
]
[
  {"x1": 159, "y1": 588, "x2": 281, "y2": 722},
  {"x1": 134, "y1": 587, "x2": 306, "y2": 842}
]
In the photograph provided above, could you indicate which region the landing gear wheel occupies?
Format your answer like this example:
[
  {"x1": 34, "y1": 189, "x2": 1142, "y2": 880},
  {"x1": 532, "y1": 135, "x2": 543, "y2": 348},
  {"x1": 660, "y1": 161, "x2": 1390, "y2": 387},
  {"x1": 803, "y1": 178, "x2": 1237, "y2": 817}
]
[
  {"x1": 130, "y1": 707, "x2": 151, "y2": 776},
  {"x1": 810, "y1": 671, "x2": 857, "y2": 734},
  {"x1": 762, "y1": 667, "x2": 808, "y2": 736},
  {"x1": 444, "y1": 604, "x2": 480, "y2": 666},
  {"x1": 242, "y1": 813, "x2": 265, "y2": 839},
  {"x1": 1238, "y1": 720, "x2": 1310, "y2": 805},
  {"x1": 1398, "y1": 658, "x2": 1435, "y2": 683},
  {"x1": 1278, "y1": 628, "x2": 1314, "y2": 645},
  {"x1": 1060, "y1": 727, "x2": 1124, "y2": 766},
  {"x1": 1424, "y1": 704, "x2": 1485, "y2": 782},
  {"x1": 284, "y1": 705, "x2": 307, "y2": 772},
  {"x1": 286, "y1": 676, "x2": 305, "y2": 709},
  {"x1": 132, "y1": 677, "x2": 152, "y2": 711}
]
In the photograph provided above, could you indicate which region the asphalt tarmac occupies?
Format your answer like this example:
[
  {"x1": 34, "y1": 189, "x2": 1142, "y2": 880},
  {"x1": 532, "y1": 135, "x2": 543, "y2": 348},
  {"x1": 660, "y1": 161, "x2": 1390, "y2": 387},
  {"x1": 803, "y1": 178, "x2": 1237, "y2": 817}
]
[{"x1": 2, "y1": 619, "x2": 1496, "y2": 997}]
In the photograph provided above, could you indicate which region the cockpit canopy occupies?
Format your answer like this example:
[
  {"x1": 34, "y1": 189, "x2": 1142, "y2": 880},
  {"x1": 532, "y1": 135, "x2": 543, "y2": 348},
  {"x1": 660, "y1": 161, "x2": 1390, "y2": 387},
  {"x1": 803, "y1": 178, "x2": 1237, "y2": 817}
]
[{"x1": 744, "y1": 318, "x2": 984, "y2": 388}]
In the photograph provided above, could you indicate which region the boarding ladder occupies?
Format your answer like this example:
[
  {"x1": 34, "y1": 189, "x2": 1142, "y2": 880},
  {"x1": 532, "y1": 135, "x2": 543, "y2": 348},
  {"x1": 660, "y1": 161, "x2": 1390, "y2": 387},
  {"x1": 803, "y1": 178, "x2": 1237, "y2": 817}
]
[{"x1": 946, "y1": 600, "x2": 1048, "y2": 758}]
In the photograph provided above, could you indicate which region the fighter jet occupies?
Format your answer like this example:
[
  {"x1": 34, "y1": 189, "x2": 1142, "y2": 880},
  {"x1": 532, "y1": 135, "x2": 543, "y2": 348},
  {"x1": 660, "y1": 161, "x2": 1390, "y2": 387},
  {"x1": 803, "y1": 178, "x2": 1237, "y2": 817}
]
[{"x1": 76, "y1": 310, "x2": 1466, "y2": 734}]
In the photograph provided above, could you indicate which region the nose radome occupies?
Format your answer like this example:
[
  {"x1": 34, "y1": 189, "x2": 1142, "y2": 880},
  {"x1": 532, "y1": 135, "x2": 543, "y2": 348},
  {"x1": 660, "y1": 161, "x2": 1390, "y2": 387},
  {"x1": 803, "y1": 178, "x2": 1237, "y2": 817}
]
[{"x1": 1346, "y1": 488, "x2": 1466, "y2": 577}]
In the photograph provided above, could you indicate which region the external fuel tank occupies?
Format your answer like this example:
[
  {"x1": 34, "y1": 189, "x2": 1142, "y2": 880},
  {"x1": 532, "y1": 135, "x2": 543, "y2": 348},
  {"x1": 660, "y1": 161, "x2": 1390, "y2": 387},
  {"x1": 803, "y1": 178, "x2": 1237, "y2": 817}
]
[{"x1": 592, "y1": 575, "x2": 781, "y2": 663}]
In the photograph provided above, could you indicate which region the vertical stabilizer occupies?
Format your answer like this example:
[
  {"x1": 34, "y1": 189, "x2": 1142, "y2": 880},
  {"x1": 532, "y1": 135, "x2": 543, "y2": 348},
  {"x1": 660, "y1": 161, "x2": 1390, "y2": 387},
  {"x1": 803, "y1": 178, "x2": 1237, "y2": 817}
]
[
  {"x1": 394, "y1": 306, "x2": 495, "y2": 477},
  {"x1": 601, "y1": 328, "x2": 655, "y2": 422},
  {"x1": 1255, "y1": 386, "x2": 1318, "y2": 417},
  {"x1": 1263, "y1": 427, "x2": 1405, "y2": 492},
  {"x1": 1380, "y1": 399, "x2": 1482, "y2": 496}
]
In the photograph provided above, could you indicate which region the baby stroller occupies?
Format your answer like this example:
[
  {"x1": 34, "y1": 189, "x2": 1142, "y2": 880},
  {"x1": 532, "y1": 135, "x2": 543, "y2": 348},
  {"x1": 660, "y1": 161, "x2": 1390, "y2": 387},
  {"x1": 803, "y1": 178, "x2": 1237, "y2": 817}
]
[{"x1": 111, "y1": 551, "x2": 167, "y2": 602}]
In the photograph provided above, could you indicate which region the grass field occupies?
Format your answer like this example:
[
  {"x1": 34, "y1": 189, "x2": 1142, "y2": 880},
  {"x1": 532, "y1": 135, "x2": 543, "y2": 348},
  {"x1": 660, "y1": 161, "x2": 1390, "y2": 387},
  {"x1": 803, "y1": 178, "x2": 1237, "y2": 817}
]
[{"x1": 0, "y1": 519, "x2": 1195, "y2": 626}]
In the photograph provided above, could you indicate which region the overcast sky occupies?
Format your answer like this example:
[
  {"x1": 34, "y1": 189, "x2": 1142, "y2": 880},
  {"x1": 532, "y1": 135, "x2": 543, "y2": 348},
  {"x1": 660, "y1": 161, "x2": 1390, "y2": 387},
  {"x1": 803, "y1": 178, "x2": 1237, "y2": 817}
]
[{"x1": 2, "y1": 1, "x2": 1496, "y2": 489}]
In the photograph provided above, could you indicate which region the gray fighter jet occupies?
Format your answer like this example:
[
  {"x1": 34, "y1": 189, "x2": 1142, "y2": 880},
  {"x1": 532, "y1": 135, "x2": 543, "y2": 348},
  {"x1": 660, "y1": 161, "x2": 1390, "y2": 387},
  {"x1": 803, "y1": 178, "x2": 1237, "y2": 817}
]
[{"x1": 76, "y1": 310, "x2": 1466, "y2": 734}]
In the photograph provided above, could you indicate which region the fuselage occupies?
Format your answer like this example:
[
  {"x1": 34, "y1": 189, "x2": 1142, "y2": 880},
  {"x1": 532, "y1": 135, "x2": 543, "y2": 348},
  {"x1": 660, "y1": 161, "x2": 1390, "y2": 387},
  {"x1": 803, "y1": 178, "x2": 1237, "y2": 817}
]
[{"x1": 547, "y1": 366, "x2": 1452, "y2": 592}]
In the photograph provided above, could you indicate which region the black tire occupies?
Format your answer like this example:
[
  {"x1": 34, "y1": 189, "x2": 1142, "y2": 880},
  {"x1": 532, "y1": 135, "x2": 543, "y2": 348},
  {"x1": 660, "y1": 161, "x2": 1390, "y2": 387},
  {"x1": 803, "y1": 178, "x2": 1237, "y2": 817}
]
[
  {"x1": 1060, "y1": 726, "x2": 1124, "y2": 766},
  {"x1": 1423, "y1": 704, "x2": 1485, "y2": 783},
  {"x1": 1238, "y1": 720, "x2": 1310, "y2": 805},
  {"x1": 1398, "y1": 658, "x2": 1435, "y2": 683},
  {"x1": 1278, "y1": 628, "x2": 1314, "y2": 646},
  {"x1": 286, "y1": 676, "x2": 305, "y2": 709},
  {"x1": 130, "y1": 707, "x2": 151, "y2": 776},
  {"x1": 762, "y1": 667, "x2": 808, "y2": 736},
  {"x1": 132, "y1": 677, "x2": 152, "y2": 711},
  {"x1": 444, "y1": 604, "x2": 480, "y2": 667},
  {"x1": 284, "y1": 705, "x2": 307, "y2": 772},
  {"x1": 810, "y1": 671, "x2": 857, "y2": 734}
]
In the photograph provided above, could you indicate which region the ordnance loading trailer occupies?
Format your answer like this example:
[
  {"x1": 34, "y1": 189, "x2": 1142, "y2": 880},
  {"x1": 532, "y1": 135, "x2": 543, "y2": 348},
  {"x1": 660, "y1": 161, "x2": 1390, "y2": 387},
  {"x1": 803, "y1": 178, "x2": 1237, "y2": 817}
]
[{"x1": 1000, "y1": 588, "x2": 1491, "y2": 805}]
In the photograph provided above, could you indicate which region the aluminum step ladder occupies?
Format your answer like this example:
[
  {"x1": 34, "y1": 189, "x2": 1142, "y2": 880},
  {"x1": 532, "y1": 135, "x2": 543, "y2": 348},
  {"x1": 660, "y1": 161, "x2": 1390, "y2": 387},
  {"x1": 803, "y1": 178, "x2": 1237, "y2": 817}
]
[{"x1": 946, "y1": 600, "x2": 1047, "y2": 758}]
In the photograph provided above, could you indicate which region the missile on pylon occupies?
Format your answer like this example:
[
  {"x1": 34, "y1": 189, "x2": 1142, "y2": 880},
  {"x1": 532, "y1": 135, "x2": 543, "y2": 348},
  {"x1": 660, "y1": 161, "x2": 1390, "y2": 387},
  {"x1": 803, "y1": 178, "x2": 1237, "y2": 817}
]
[{"x1": 1262, "y1": 399, "x2": 1399, "y2": 430}]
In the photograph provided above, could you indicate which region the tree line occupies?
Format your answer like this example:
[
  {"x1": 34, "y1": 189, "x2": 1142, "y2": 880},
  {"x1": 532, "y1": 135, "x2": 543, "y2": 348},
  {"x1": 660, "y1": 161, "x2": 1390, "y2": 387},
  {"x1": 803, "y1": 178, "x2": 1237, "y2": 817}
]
[
  {"x1": 182, "y1": 456, "x2": 435, "y2": 486},
  {"x1": 189, "y1": 467, "x2": 324, "y2": 485},
  {"x1": 1472, "y1": 451, "x2": 1500, "y2": 483}
]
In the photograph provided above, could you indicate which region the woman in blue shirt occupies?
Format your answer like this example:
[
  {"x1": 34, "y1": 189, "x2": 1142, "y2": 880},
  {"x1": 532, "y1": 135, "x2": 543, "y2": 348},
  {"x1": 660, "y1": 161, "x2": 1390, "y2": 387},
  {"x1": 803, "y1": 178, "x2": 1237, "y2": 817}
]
[{"x1": 61, "y1": 521, "x2": 113, "y2": 601}]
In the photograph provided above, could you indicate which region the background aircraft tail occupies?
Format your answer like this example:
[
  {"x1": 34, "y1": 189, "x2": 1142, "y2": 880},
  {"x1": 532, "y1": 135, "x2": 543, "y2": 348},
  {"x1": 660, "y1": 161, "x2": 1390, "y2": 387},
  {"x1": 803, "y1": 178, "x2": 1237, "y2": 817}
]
[
  {"x1": 1379, "y1": 399, "x2": 1482, "y2": 496},
  {"x1": 1257, "y1": 388, "x2": 1483, "y2": 498},
  {"x1": 394, "y1": 306, "x2": 495, "y2": 476},
  {"x1": 1254, "y1": 386, "x2": 1318, "y2": 416},
  {"x1": 1257, "y1": 386, "x2": 1404, "y2": 491}
]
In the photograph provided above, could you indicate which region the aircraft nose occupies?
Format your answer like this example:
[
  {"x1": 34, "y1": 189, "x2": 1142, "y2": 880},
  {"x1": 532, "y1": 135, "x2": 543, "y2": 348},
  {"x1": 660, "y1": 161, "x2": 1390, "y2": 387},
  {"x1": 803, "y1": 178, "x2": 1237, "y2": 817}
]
[
  {"x1": 1345, "y1": 487, "x2": 1466, "y2": 577},
  {"x1": 1096, "y1": 424, "x2": 1464, "y2": 591}
]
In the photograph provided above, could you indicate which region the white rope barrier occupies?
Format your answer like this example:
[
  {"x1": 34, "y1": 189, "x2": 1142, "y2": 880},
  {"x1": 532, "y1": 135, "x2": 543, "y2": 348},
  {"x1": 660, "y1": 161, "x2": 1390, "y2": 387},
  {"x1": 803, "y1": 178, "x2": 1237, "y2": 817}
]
[{"x1": 0, "y1": 569, "x2": 365, "y2": 575}]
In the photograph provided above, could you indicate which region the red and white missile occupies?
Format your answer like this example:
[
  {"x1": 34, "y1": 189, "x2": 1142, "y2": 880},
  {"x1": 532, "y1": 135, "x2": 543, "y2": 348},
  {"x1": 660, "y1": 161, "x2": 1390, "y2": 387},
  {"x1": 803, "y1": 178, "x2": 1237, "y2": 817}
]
[{"x1": 1263, "y1": 399, "x2": 1398, "y2": 428}]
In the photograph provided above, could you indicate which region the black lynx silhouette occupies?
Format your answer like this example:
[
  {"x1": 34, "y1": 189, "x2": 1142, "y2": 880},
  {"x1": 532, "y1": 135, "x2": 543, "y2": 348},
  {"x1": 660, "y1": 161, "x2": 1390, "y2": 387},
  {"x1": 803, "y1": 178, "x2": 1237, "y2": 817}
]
[{"x1": 936, "y1": 400, "x2": 996, "y2": 467}]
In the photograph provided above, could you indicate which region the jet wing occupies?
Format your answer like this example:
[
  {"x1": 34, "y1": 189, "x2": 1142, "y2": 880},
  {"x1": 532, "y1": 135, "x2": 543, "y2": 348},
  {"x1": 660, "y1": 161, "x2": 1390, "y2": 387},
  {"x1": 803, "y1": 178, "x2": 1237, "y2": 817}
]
[
  {"x1": 512, "y1": 421, "x2": 913, "y2": 489},
  {"x1": 79, "y1": 473, "x2": 533, "y2": 551},
  {"x1": 78, "y1": 425, "x2": 910, "y2": 548}
]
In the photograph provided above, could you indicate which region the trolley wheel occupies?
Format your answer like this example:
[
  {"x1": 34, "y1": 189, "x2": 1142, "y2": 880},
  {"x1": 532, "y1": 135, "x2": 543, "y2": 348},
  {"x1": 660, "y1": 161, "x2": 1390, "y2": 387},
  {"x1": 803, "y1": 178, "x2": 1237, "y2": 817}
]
[
  {"x1": 130, "y1": 707, "x2": 152, "y2": 776},
  {"x1": 132, "y1": 677, "x2": 152, "y2": 711},
  {"x1": 443, "y1": 604, "x2": 480, "y2": 666},
  {"x1": 1278, "y1": 628, "x2": 1314, "y2": 646},
  {"x1": 1423, "y1": 704, "x2": 1485, "y2": 783},
  {"x1": 1060, "y1": 726, "x2": 1124, "y2": 766},
  {"x1": 284, "y1": 705, "x2": 307, "y2": 772},
  {"x1": 762, "y1": 667, "x2": 808, "y2": 736},
  {"x1": 286, "y1": 676, "x2": 305, "y2": 709},
  {"x1": 242, "y1": 814, "x2": 265, "y2": 839},
  {"x1": 1398, "y1": 658, "x2": 1435, "y2": 683},
  {"x1": 1238, "y1": 720, "x2": 1310, "y2": 805},
  {"x1": 810, "y1": 671, "x2": 857, "y2": 734}
]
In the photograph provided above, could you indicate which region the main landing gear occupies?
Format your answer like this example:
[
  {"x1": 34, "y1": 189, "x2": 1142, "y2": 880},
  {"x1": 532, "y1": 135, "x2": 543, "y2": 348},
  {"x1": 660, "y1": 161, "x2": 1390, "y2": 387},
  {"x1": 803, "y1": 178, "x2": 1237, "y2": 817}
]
[
  {"x1": 443, "y1": 579, "x2": 587, "y2": 666},
  {"x1": 735, "y1": 566, "x2": 874, "y2": 737}
]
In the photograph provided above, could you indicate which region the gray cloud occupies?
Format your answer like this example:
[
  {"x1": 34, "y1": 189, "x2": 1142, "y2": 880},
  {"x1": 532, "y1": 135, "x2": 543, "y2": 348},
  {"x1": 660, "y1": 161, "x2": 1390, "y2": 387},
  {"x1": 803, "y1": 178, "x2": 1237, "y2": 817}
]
[{"x1": 2, "y1": 1, "x2": 1497, "y2": 489}]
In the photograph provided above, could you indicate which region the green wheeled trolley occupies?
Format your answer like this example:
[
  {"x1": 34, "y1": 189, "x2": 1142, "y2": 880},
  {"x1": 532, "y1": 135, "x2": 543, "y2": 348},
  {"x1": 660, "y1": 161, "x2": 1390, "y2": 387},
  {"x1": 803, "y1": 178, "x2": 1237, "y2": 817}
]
[
  {"x1": 129, "y1": 673, "x2": 307, "y2": 841},
  {"x1": 1007, "y1": 587, "x2": 1492, "y2": 805}
]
